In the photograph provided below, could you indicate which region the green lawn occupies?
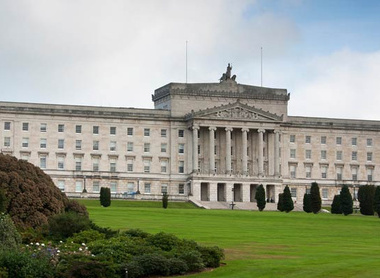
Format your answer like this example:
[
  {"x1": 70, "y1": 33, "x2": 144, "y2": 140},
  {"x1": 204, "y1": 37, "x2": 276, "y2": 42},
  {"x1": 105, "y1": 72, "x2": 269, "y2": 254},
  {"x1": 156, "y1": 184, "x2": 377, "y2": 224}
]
[{"x1": 78, "y1": 199, "x2": 380, "y2": 278}]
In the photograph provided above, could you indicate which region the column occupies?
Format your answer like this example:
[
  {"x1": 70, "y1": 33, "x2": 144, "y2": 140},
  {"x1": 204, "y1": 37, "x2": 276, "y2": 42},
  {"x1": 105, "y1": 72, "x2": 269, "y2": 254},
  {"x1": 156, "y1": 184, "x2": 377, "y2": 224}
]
[
  {"x1": 225, "y1": 127, "x2": 233, "y2": 174},
  {"x1": 258, "y1": 129, "x2": 265, "y2": 176},
  {"x1": 209, "y1": 127, "x2": 216, "y2": 173},
  {"x1": 192, "y1": 126, "x2": 199, "y2": 173},
  {"x1": 241, "y1": 128, "x2": 249, "y2": 175},
  {"x1": 274, "y1": 130, "x2": 280, "y2": 177}
]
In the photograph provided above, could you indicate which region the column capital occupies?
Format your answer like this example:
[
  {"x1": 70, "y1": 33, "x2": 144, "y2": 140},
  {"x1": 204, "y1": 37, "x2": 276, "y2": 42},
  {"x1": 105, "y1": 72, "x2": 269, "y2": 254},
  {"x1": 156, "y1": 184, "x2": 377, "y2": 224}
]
[
  {"x1": 225, "y1": 127, "x2": 233, "y2": 132},
  {"x1": 241, "y1": 128, "x2": 249, "y2": 133},
  {"x1": 192, "y1": 125, "x2": 200, "y2": 131},
  {"x1": 257, "y1": 129, "x2": 266, "y2": 133},
  {"x1": 274, "y1": 129, "x2": 282, "y2": 134},
  {"x1": 209, "y1": 126, "x2": 217, "y2": 131}
]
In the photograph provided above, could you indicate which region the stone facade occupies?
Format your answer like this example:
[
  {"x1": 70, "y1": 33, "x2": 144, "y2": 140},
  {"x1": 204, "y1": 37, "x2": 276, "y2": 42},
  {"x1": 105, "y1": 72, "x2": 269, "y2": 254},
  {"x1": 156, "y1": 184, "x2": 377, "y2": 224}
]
[{"x1": 0, "y1": 73, "x2": 378, "y2": 205}]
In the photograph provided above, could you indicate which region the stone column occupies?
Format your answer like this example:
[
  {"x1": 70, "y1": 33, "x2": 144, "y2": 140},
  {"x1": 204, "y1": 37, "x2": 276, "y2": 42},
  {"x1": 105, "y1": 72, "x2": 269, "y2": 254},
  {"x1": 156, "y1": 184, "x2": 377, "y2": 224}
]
[
  {"x1": 209, "y1": 127, "x2": 216, "y2": 173},
  {"x1": 274, "y1": 130, "x2": 280, "y2": 177},
  {"x1": 241, "y1": 128, "x2": 249, "y2": 175},
  {"x1": 192, "y1": 126, "x2": 199, "y2": 173},
  {"x1": 258, "y1": 129, "x2": 265, "y2": 176},
  {"x1": 225, "y1": 127, "x2": 233, "y2": 174}
]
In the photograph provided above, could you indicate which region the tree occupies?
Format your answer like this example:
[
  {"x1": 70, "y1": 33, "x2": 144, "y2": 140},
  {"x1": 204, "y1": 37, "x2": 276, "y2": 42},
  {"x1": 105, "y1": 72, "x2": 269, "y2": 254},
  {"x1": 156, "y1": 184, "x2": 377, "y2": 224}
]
[
  {"x1": 162, "y1": 193, "x2": 169, "y2": 209},
  {"x1": 340, "y1": 185, "x2": 353, "y2": 216},
  {"x1": 100, "y1": 187, "x2": 111, "y2": 207},
  {"x1": 303, "y1": 193, "x2": 312, "y2": 213},
  {"x1": 0, "y1": 213, "x2": 21, "y2": 251},
  {"x1": 374, "y1": 186, "x2": 380, "y2": 218},
  {"x1": 358, "y1": 185, "x2": 375, "y2": 215},
  {"x1": 0, "y1": 188, "x2": 8, "y2": 213},
  {"x1": 310, "y1": 182, "x2": 321, "y2": 214},
  {"x1": 255, "y1": 184, "x2": 266, "y2": 211},
  {"x1": 331, "y1": 195, "x2": 342, "y2": 214},
  {"x1": 282, "y1": 186, "x2": 294, "y2": 213},
  {"x1": 277, "y1": 193, "x2": 284, "y2": 212}
]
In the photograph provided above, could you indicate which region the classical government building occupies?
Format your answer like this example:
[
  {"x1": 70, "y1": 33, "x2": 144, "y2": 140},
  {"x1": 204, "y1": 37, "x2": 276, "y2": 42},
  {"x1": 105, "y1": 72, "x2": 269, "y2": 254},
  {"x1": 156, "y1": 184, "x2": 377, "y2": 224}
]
[{"x1": 0, "y1": 65, "x2": 378, "y2": 207}]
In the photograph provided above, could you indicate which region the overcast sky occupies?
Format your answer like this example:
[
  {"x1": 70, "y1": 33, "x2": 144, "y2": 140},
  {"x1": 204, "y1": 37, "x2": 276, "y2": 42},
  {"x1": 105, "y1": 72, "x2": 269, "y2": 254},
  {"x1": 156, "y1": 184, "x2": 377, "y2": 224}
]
[{"x1": 1, "y1": 0, "x2": 380, "y2": 120}]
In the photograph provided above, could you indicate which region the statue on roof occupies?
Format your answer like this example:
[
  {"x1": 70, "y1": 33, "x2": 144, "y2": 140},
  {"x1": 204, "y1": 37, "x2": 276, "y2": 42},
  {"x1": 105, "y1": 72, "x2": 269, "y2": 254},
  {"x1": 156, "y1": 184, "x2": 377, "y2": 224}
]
[{"x1": 219, "y1": 63, "x2": 236, "y2": 82}]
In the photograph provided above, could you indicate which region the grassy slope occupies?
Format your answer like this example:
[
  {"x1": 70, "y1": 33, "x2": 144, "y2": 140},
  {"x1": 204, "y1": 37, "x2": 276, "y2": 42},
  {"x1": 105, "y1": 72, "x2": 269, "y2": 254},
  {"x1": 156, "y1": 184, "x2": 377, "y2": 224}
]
[{"x1": 78, "y1": 200, "x2": 380, "y2": 278}]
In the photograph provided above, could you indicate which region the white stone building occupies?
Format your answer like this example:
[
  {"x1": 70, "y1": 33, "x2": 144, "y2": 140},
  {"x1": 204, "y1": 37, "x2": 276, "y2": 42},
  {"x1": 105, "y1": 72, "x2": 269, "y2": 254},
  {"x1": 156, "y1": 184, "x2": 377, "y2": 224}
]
[{"x1": 0, "y1": 66, "x2": 378, "y2": 206}]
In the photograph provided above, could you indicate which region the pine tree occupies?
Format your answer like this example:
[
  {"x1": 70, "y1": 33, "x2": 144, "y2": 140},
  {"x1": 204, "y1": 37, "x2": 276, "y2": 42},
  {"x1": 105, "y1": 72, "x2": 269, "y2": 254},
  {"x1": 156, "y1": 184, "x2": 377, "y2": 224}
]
[
  {"x1": 374, "y1": 186, "x2": 380, "y2": 218},
  {"x1": 331, "y1": 195, "x2": 342, "y2": 214},
  {"x1": 358, "y1": 185, "x2": 375, "y2": 215},
  {"x1": 162, "y1": 192, "x2": 169, "y2": 209},
  {"x1": 277, "y1": 193, "x2": 284, "y2": 212},
  {"x1": 255, "y1": 184, "x2": 266, "y2": 211},
  {"x1": 340, "y1": 185, "x2": 353, "y2": 216},
  {"x1": 303, "y1": 193, "x2": 312, "y2": 213},
  {"x1": 282, "y1": 185, "x2": 294, "y2": 213},
  {"x1": 310, "y1": 182, "x2": 322, "y2": 214},
  {"x1": 100, "y1": 187, "x2": 111, "y2": 207}
]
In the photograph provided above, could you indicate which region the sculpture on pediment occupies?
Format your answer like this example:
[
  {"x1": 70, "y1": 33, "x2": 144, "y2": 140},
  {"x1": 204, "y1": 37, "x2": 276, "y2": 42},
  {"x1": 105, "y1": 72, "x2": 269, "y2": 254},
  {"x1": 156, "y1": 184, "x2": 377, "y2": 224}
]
[
  {"x1": 219, "y1": 63, "x2": 237, "y2": 82},
  {"x1": 215, "y1": 107, "x2": 259, "y2": 119}
]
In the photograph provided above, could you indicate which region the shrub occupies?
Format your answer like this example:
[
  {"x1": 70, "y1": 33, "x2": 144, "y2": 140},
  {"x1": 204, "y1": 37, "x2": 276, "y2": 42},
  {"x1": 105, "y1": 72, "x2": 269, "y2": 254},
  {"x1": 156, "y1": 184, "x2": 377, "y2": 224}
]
[
  {"x1": 197, "y1": 245, "x2": 224, "y2": 268},
  {"x1": 282, "y1": 186, "x2": 294, "y2": 213},
  {"x1": 340, "y1": 185, "x2": 353, "y2": 216},
  {"x1": 67, "y1": 229, "x2": 106, "y2": 244},
  {"x1": 177, "y1": 250, "x2": 204, "y2": 272},
  {"x1": 48, "y1": 211, "x2": 91, "y2": 241},
  {"x1": 0, "y1": 213, "x2": 21, "y2": 251},
  {"x1": 89, "y1": 221, "x2": 118, "y2": 239},
  {"x1": 310, "y1": 182, "x2": 322, "y2": 214},
  {"x1": 122, "y1": 228, "x2": 150, "y2": 239},
  {"x1": 162, "y1": 192, "x2": 169, "y2": 209},
  {"x1": 146, "y1": 232, "x2": 180, "y2": 251},
  {"x1": 277, "y1": 193, "x2": 284, "y2": 212},
  {"x1": 331, "y1": 195, "x2": 342, "y2": 214},
  {"x1": 100, "y1": 187, "x2": 111, "y2": 207},
  {"x1": 255, "y1": 184, "x2": 266, "y2": 211},
  {"x1": 358, "y1": 185, "x2": 375, "y2": 215},
  {"x1": 303, "y1": 193, "x2": 312, "y2": 213},
  {"x1": 167, "y1": 257, "x2": 189, "y2": 275},
  {"x1": 374, "y1": 186, "x2": 380, "y2": 218},
  {"x1": 128, "y1": 253, "x2": 170, "y2": 277},
  {"x1": 64, "y1": 199, "x2": 88, "y2": 217},
  {"x1": 0, "y1": 188, "x2": 8, "y2": 213}
]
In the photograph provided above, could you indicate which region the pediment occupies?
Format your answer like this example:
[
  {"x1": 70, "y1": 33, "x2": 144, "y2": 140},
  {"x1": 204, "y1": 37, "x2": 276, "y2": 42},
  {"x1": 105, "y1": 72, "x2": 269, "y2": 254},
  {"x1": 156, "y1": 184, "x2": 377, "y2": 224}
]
[{"x1": 185, "y1": 101, "x2": 283, "y2": 122}]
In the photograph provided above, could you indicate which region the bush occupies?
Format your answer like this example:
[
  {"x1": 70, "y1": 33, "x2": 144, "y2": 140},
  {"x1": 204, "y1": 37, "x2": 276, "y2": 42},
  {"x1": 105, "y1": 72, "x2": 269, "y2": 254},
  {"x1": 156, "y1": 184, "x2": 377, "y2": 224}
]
[
  {"x1": 374, "y1": 186, "x2": 380, "y2": 218},
  {"x1": 67, "y1": 229, "x2": 105, "y2": 244},
  {"x1": 282, "y1": 186, "x2": 294, "y2": 213},
  {"x1": 177, "y1": 250, "x2": 204, "y2": 272},
  {"x1": 197, "y1": 245, "x2": 224, "y2": 268},
  {"x1": 162, "y1": 193, "x2": 169, "y2": 209},
  {"x1": 303, "y1": 193, "x2": 312, "y2": 213},
  {"x1": 64, "y1": 199, "x2": 88, "y2": 217},
  {"x1": 0, "y1": 188, "x2": 8, "y2": 213},
  {"x1": 277, "y1": 193, "x2": 284, "y2": 212},
  {"x1": 0, "y1": 213, "x2": 21, "y2": 251},
  {"x1": 310, "y1": 182, "x2": 322, "y2": 214},
  {"x1": 358, "y1": 185, "x2": 375, "y2": 215},
  {"x1": 122, "y1": 228, "x2": 150, "y2": 239},
  {"x1": 100, "y1": 187, "x2": 111, "y2": 207},
  {"x1": 255, "y1": 184, "x2": 266, "y2": 211},
  {"x1": 48, "y1": 211, "x2": 91, "y2": 241},
  {"x1": 147, "y1": 232, "x2": 180, "y2": 251},
  {"x1": 340, "y1": 185, "x2": 353, "y2": 216},
  {"x1": 167, "y1": 257, "x2": 189, "y2": 275},
  {"x1": 331, "y1": 195, "x2": 342, "y2": 214},
  {"x1": 89, "y1": 221, "x2": 118, "y2": 239},
  {"x1": 128, "y1": 253, "x2": 170, "y2": 277}
]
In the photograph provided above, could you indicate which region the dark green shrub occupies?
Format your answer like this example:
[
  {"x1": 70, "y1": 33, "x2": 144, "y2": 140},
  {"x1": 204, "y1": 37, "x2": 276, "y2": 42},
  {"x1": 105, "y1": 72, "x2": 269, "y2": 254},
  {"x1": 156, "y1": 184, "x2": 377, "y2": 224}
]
[
  {"x1": 67, "y1": 229, "x2": 105, "y2": 244},
  {"x1": 340, "y1": 185, "x2": 353, "y2": 216},
  {"x1": 64, "y1": 199, "x2": 88, "y2": 217},
  {"x1": 282, "y1": 186, "x2": 294, "y2": 213},
  {"x1": 167, "y1": 257, "x2": 188, "y2": 275},
  {"x1": 19, "y1": 227, "x2": 46, "y2": 244},
  {"x1": 331, "y1": 195, "x2": 342, "y2": 214},
  {"x1": 197, "y1": 246, "x2": 224, "y2": 268},
  {"x1": 147, "y1": 232, "x2": 180, "y2": 251},
  {"x1": 125, "y1": 260, "x2": 144, "y2": 278},
  {"x1": 0, "y1": 213, "x2": 21, "y2": 251},
  {"x1": 303, "y1": 193, "x2": 312, "y2": 213},
  {"x1": 162, "y1": 192, "x2": 169, "y2": 209},
  {"x1": 358, "y1": 185, "x2": 375, "y2": 215},
  {"x1": 310, "y1": 182, "x2": 322, "y2": 214},
  {"x1": 130, "y1": 253, "x2": 170, "y2": 276},
  {"x1": 122, "y1": 228, "x2": 150, "y2": 239},
  {"x1": 277, "y1": 193, "x2": 284, "y2": 212},
  {"x1": 100, "y1": 187, "x2": 111, "y2": 207},
  {"x1": 48, "y1": 211, "x2": 91, "y2": 241},
  {"x1": 89, "y1": 221, "x2": 118, "y2": 239},
  {"x1": 177, "y1": 250, "x2": 204, "y2": 272},
  {"x1": 374, "y1": 186, "x2": 380, "y2": 218},
  {"x1": 255, "y1": 184, "x2": 266, "y2": 211}
]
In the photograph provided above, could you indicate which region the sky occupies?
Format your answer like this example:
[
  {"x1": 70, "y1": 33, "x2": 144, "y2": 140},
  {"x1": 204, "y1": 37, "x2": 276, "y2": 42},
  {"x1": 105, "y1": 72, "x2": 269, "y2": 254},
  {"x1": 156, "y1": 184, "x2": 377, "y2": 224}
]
[{"x1": 1, "y1": 0, "x2": 380, "y2": 120}]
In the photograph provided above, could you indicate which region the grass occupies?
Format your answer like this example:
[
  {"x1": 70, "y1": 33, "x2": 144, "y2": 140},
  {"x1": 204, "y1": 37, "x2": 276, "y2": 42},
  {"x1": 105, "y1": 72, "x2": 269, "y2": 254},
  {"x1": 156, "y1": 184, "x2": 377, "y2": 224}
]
[{"x1": 78, "y1": 199, "x2": 380, "y2": 278}]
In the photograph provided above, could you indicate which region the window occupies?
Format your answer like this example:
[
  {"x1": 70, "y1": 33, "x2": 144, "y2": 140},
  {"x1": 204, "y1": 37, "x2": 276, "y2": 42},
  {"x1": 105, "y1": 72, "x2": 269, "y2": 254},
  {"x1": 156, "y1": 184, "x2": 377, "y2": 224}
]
[
  {"x1": 367, "y1": 152, "x2": 373, "y2": 162},
  {"x1": 144, "y1": 183, "x2": 151, "y2": 194},
  {"x1": 110, "y1": 182, "x2": 117, "y2": 193},
  {"x1": 305, "y1": 165, "x2": 312, "y2": 178},
  {"x1": 352, "y1": 151, "x2": 357, "y2": 161},
  {"x1": 40, "y1": 123, "x2": 47, "y2": 132},
  {"x1": 161, "y1": 160, "x2": 167, "y2": 173},
  {"x1": 93, "y1": 126, "x2": 99, "y2": 134},
  {"x1": 40, "y1": 156, "x2": 47, "y2": 169},
  {"x1": 161, "y1": 129, "x2": 167, "y2": 137},
  {"x1": 336, "y1": 137, "x2": 342, "y2": 145},
  {"x1": 127, "y1": 158, "x2": 134, "y2": 172},
  {"x1": 22, "y1": 137, "x2": 29, "y2": 148},
  {"x1": 352, "y1": 137, "x2": 357, "y2": 146},
  {"x1": 178, "y1": 143, "x2": 185, "y2": 154},
  {"x1": 144, "y1": 143, "x2": 150, "y2": 153},
  {"x1": 367, "y1": 168, "x2": 373, "y2": 182},
  {"x1": 336, "y1": 167, "x2": 343, "y2": 180},
  {"x1": 58, "y1": 139, "x2": 64, "y2": 149},
  {"x1": 321, "y1": 150, "x2": 327, "y2": 160},
  {"x1": 93, "y1": 181, "x2": 100, "y2": 193},
  {"x1": 127, "y1": 183, "x2": 134, "y2": 194},
  {"x1": 290, "y1": 135, "x2": 295, "y2": 143},
  {"x1": 305, "y1": 150, "x2": 311, "y2": 159},
  {"x1": 322, "y1": 188, "x2": 328, "y2": 199},
  {"x1": 289, "y1": 165, "x2": 296, "y2": 178},
  {"x1": 290, "y1": 188, "x2": 297, "y2": 198},
  {"x1": 110, "y1": 141, "x2": 116, "y2": 151},
  {"x1": 110, "y1": 158, "x2": 117, "y2": 172},
  {"x1": 110, "y1": 127, "x2": 116, "y2": 135},
  {"x1": 93, "y1": 140, "x2": 99, "y2": 151},
  {"x1": 76, "y1": 125, "x2": 82, "y2": 133},
  {"x1": 58, "y1": 124, "x2": 64, "y2": 132},
  {"x1": 144, "y1": 128, "x2": 150, "y2": 136},
  {"x1": 21, "y1": 153, "x2": 29, "y2": 161},
  {"x1": 352, "y1": 167, "x2": 358, "y2": 181},
  {"x1": 161, "y1": 143, "x2": 167, "y2": 153},
  {"x1": 127, "y1": 127, "x2": 133, "y2": 136},
  {"x1": 75, "y1": 140, "x2": 82, "y2": 150},
  {"x1": 305, "y1": 136, "x2": 311, "y2": 144},
  {"x1": 178, "y1": 161, "x2": 184, "y2": 173},
  {"x1": 75, "y1": 157, "x2": 82, "y2": 171},
  {"x1": 57, "y1": 156, "x2": 65, "y2": 170},
  {"x1": 127, "y1": 142, "x2": 133, "y2": 152},
  {"x1": 321, "y1": 136, "x2": 327, "y2": 144},
  {"x1": 22, "y1": 122, "x2": 29, "y2": 131},
  {"x1": 40, "y1": 138, "x2": 47, "y2": 148},
  {"x1": 92, "y1": 157, "x2": 99, "y2": 171},
  {"x1": 58, "y1": 180, "x2": 65, "y2": 192},
  {"x1": 290, "y1": 149, "x2": 296, "y2": 159},
  {"x1": 143, "y1": 160, "x2": 150, "y2": 173},
  {"x1": 336, "y1": 151, "x2": 342, "y2": 161},
  {"x1": 3, "y1": 137, "x2": 10, "y2": 147},
  {"x1": 198, "y1": 145, "x2": 201, "y2": 155},
  {"x1": 4, "y1": 122, "x2": 10, "y2": 130},
  {"x1": 178, "y1": 184, "x2": 185, "y2": 195},
  {"x1": 161, "y1": 183, "x2": 168, "y2": 194},
  {"x1": 178, "y1": 129, "x2": 184, "y2": 137},
  {"x1": 75, "y1": 181, "x2": 83, "y2": 192},
  {"x1": 321, "y1": 165, "x2": 327, "y2": 179},
  {"x1": 367, "y1": 138, "x2": 373, "y2": 146}
]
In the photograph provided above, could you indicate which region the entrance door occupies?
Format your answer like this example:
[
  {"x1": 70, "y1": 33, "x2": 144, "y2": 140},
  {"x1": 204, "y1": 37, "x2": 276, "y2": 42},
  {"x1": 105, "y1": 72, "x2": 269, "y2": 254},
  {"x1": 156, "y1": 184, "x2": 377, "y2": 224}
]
[
  {"x1": 217, "y1": 183, "x2": 226, "y2": 202},
  {"x1": 233, "y1": 184, "x2": 242, "y2": 202},
  {"x1": 201, "y1": 183, "x2": 209, "y2": 201}
]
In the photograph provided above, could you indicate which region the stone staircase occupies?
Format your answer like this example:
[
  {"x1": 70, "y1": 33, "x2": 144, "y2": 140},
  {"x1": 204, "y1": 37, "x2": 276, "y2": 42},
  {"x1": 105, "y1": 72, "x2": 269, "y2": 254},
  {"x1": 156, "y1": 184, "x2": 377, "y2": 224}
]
[{"x1": 190, "y1": 198, "x2": 280, "y2": 211}]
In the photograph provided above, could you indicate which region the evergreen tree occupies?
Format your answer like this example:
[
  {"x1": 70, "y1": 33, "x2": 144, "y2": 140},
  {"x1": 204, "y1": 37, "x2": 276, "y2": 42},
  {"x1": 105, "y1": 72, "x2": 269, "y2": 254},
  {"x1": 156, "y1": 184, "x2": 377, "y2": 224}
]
[
  {"x1": 310, "y1": 182, "x2": 322, "y2": 214},
  {"x1": 374, "y1": 186, "x2": 380, "y2": 218},
  {"x1": 255, "y1": 184, "x2": 266, "y2": 211},
  {"x1": 277, "y1": 193, "x2": 284, "y2": 212},
  {"x1": 282, "y1": 185, "x2": 294, "y2": 213},
  {"x1": 358, "y1": 185, "x2": 375, "y2": 215},
  {"x1": 331, "y1": 195, "x2": 342, "y2": 214},
  {"x1": 100, "y1": 187, "x2": 111, "y2": 207},
  {"x1": 303, "y1": 193, "x2": 312, "y2": 213},
  {"x1": 162, "y1": 192, "x2": 169, "y2": 209},
  {"x1": 340, "y1": 185, "x2": 353, "y2": 216}
]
